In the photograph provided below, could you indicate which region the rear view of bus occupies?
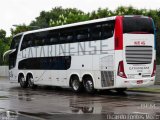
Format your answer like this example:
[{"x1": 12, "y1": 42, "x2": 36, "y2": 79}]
[{"x1": 115, "y1": 16, "x2": 156, "y2": 89}]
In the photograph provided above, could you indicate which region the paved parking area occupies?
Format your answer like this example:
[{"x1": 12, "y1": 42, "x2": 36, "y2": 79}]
[{"x1": 0, "y1": 77, "x2": 160, "y2": 120}]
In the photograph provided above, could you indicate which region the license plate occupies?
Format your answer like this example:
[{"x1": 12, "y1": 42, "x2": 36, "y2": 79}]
[{"x1": 137, "y1": 80, "x2": 143, "y2": 84}]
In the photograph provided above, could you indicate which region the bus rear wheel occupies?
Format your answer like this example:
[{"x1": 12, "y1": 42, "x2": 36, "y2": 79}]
[
  {"x1": 83, "y1": 77, "x2": 95, "y2": 94},
  {"x1": 27, "y1": 75, "x2": 36, "y2": 89},
  {"x1": 19, "y1": 75, "x2": 28, "y2": 88},
  {"x1": 71, "y1": 76, "x2": 83, "y2": 93}
]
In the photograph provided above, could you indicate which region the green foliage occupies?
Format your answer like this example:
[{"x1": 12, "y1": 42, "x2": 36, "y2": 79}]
[
  {"x1": 11, "y1": 6, "x2": 160, "y2": 36},
  {"x1": 0, "y1": 29, "x2": 11, "y2": 65},
  {"x1": 1, "y1": 6, "x2": 160, "y2": 65},
  {"x1": 89, "y1": 8, "x2": 114, "y2": 19},
  {"x1": 11, "y1": 24, "x2": 32, "y2": 36},
  {"x1": 30, "y1": 7, "x2": 90, "y2": 27},
  {"x1": 0, "y1": 29, "x2": 6, "y2": 40}
]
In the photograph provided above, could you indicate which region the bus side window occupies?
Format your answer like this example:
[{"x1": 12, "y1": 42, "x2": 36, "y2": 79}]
[
  {"x1": 10, "y1": 35, "x2": 22, "y2": 50},
  {"x1": 49, "y1": 30, "x2": 59, "y2": 45},
  {"x1": 64, "y1": 56, "x2": 71, "y2": 69},
  {"x1": 21, "y1": 42, "x2": 26, "y2": 50},
  {"x1": 27, "y1": 41, "x2": 32, "y2": 47},
  {"x1": 41, "y1": 39, "x2": 45, "y2": 46},
  {"x1": 21, "y1": 36, "x2": 28, "y2": 50},
  {"x1": 40, "y1": 58, "x2": 47, "y2": 69},
  {"x1": 34, "y1": 39, "x2": 39, "y2": 46},
  {"x1": 21, "y1": 34, "x2": 35, "y2": 50},
  {"x1": 66, "y1": 31, "x2": 74, "y2": 43},
  {"x1": 59, "y1": 33, "x2": 66, "y2": 43},
  {"x1": 59, "y1": 29, "x2": 74, "y2": 44},
  {"x1": 91, "y1": 24, "x2": 101, "y2": 40},
  {"x1": 34, "y1": 34, "x2": 41, "y2": 46},
  {"x1": 50, "y1": 37, "x2": 58, "y2": 45},
  {"x1": 49, "y1": 58, "x2": 55, "y2": 69},
  {"x1": 76, "y1": 27, "x2": 90, "y2": 42},
  {"x1": 101, "y1": 22, "x2": 114, "y2": 39},
  {"x1": 67, "y1": 35, "x2": 73, "y2": 42}
]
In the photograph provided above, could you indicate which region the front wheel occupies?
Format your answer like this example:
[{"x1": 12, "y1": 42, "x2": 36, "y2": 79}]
[
  {"x1": 19, "y1": 75, "x2": 28, "y2": 88},
  {"x1": 83, "y1": 78, "x2": 95, "y2": 94}
]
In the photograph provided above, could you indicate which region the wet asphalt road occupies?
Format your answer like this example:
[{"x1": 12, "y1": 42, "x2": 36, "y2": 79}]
[{"x1": 0, "y1": 77, "x2": 160, "y2": 120}]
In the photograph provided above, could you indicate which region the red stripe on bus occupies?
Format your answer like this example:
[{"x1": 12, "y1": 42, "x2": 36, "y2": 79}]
[{"x1": 114, "y1": 16, "x2": 123, "y2": 50}]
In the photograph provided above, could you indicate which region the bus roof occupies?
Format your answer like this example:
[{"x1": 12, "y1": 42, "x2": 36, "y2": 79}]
[{"x1": 14, "y1": 15, "x2": 149, "y2": 37}]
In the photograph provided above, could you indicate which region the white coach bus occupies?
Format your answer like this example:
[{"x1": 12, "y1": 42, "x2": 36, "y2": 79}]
[{"x1": 5, "y1": 15, "x2": 156, "y2": 93}]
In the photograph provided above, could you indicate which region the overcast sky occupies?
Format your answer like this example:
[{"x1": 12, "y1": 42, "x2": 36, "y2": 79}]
[{"x1": 0, "y1": 0, "x2": 160, "y2": 36}]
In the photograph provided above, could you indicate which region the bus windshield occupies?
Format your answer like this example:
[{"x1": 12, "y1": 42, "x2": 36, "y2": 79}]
[{"x1": 123, "y1": 17, "x2": 154, "y2": 34}]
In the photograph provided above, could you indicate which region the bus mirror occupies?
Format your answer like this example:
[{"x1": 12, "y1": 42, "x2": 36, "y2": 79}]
[{"x1": 3, "y1": 49, "x2": 16, "y2": 61}]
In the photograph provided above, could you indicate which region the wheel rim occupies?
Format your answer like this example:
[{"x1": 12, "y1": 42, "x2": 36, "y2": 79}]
[
  {"x1": 85, "y1": 80, "x2": 93, "y2": 92},
  {"x1": 20, "y1": 77, "x2": 25, "y2": 86},
  {"x1": 72, "y1": 79, "x2": 79, "y2": 91},
  {"x1": 28, "y1": 77, "x2": 34, "y2": 87}
]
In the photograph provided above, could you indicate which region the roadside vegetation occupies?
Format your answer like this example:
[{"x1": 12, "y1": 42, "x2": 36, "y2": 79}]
[
  {"x1": 129, "y1": 87, "x2": 160, "y2": 93},
  {"x1": 0, "y1": 6, "x2": 160, "y2": 65}
]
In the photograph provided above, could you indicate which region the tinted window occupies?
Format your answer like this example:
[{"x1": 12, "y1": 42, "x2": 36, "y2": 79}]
[
  {"x1": 9, "y1": 52, "x2": 17, "y2": 70},
  {"x1": 21, "y1": 31, "x2": 50, "y2": 50},
  {"x1": 76, "y1": 26, "x2": 90, "y2": 42},
  {"x1": 90, "y1": 21, "x2": 115, "y2": 40},
  {"x1": 91, "y1": 24, "x2": 101, "y2": 40},
  {"x1": 10, "y1": 35, "x2": 22, "y2": 69},
  {"x1": 18, "y1": 56, "x2": 71, "y2": 70},
  {"x1": 59, "y1": 29, "x2": 74, "y2": 43},
  {"x1": 21, "y1": 34, "x2": 34, "y2": 50},
  {"x1": 101, "y1": 21, "x2": 115, "y2": 39},
  {"x1": 20, "y1": 20, "x2": 115, "y2": 51},
  {"x1": 46, "y1": 30, "x2": 59, "y2": 45},
  {"x1": 123, "y1": 17, "x2": 154, "y2": 34},
  {"x1": 10, "y1": 35, "x2": 22, "y2": 49}
]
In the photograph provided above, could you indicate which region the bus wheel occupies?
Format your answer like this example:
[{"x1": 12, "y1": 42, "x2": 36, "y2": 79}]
[
  {"x1": 28, "y1": 75, "x2": 36, "y2": 89},
  {"x1": 71, "y1": 76, "x2": 83, "y2": 93},
  {"x1": 115, "y1": 88, "x2": 127, "y2": 93},
  {"x1": 19, "y1": 75, "x2": 28, "y2": 88},
  {"x1": 83, "y1": 77, "x2": 95, "y2": 94}
]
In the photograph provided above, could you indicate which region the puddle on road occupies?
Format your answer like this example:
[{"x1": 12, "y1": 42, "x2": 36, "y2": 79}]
[
  {"x1": 0, "y1": 96, "x2": 8, "y2": 100},
  {"x1": 0, "y1": 110, "x2": 43, "y2": 120},
  {"x1": 0, "y1": 84, "x2": 159, "y2": 118}
]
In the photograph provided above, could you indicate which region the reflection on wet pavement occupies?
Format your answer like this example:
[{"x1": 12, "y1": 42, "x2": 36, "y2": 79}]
[{"x1": 0, "y1": 79, "x2": 160, "y2": 119}]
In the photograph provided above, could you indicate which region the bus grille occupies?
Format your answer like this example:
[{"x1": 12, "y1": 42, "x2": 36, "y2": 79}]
[
  {"x1": 101, "y1": 71, "x2": 114, "y2": 87},
  {"x1": 125, "y1": 46, "x2": 152, "y2": 64}
]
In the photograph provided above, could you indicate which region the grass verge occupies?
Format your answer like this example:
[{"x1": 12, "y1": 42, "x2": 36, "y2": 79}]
[{"x1": 128, "y1": 87, "x2": 160, "y2": 93}]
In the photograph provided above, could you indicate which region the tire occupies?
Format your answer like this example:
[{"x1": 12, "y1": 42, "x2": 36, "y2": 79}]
[
  {"x1": 19, "y1": 75, "x2": 28, "y2": 88},
  {"x1": 115, "y1": 88, "x2": 127, "y2": 93},
  {"x1": 82, "y1": 107, "x2": 94, "y2": 113},
  {"x1": 71, "y1": 76, "x2": 83, "y2": 93},
  {"x1": 83, "y1": 78, "x2": 95, "y2": 94},
  {"x1": 27, "y1": 75, "x2": 36, "y2": 89}
]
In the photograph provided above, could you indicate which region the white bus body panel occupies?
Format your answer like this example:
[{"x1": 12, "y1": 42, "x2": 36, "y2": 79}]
[{"x1": 115, "y1": 34, "x2": 155, "y2": 88}]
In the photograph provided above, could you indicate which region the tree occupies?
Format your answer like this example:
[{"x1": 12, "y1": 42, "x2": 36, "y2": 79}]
[
  {"x1": 11, "y1": 24, "x2": 32, "y2": 36},
  {"x1": 0, "y1": 29, "x2": 6, "y2": 40},
  {"x1": 89, "y1": 8, "x2": 113, "y2": 20},
  {"x1": 0, "y1": 29, "x2": 10, "y2": 65},
  {"x1": 30, "y1": 7, "x2": 89, "y2": 27}
]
